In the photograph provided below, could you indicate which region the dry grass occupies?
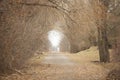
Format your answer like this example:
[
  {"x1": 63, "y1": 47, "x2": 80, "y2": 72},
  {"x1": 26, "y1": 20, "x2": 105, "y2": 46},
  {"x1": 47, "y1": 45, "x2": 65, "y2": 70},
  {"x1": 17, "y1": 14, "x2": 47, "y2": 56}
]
[
  {"x1": 67, "y1": 46, "x2": 99, "y2": 64},
  {"x1": 67, "y1": 46, "x2": 120, "y2": 80},
  {"x1": 26, "y1": 52, "x2": 46, "y2": 65}
]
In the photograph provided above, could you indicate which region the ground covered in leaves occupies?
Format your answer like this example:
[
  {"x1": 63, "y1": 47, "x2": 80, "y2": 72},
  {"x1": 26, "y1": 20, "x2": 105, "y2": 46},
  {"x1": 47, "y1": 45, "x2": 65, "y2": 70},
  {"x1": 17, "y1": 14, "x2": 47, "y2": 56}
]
[{"x1": 0, "y1": 47, "x2": 120, "y2": 80}]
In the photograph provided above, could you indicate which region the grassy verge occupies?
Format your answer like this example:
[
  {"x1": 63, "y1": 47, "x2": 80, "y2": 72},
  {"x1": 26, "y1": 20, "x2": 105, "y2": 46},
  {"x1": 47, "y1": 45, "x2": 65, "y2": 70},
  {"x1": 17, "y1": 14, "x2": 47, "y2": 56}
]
[
  {"x1": 67, "y1": 46, "x2": 99, "y2": 64},
  {"x1": 67, "y1": 46, "x2": 120, "y2": 80}
]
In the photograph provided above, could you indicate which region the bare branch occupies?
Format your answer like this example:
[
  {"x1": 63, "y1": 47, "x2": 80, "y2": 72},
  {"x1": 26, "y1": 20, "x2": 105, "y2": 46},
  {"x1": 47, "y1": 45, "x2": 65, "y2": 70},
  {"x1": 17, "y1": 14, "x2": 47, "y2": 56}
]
[
  {"x1": 47, "y1": 0, "x2": 70, "y2": 13},
  {"x1": 9, "y1": 2, "x2": 78, "y2": 25},
  {"x1": 47, "y1": 0, "x2": 78, "y2": 25},
  {"x1": 9, "y1": 2, "x2": 58, "y2": 9}
]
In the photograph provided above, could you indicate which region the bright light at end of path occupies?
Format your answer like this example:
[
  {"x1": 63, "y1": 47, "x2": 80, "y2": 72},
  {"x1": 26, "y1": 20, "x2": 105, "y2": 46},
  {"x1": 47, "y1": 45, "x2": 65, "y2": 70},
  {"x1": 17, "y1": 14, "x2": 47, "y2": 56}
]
[{"x1": 48, "y1": 30, "x2": 63, "y2": 47}]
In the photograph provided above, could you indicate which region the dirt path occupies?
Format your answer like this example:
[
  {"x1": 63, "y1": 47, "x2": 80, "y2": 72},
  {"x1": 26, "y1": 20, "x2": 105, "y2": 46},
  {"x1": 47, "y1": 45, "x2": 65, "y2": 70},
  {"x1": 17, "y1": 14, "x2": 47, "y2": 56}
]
[
  {"x1": 0, "y1": 51, "x2": 111, "y2": 80},
  {"x1": 38, "y1": 52, "x2": 108, "y2": 80},
  {"x1": 42, "y1": 53, "x2": 74, "y2": 65},
  {"x1": 41, "y1": 53, "x2": 76, "y2": 80}
]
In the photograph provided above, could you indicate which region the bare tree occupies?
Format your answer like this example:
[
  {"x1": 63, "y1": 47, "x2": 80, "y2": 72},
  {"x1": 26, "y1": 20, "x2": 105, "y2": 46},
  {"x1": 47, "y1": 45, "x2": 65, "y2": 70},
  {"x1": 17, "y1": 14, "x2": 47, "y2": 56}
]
[{"x1": 93, "y1": 0, "x2": 110, "y2": 62}]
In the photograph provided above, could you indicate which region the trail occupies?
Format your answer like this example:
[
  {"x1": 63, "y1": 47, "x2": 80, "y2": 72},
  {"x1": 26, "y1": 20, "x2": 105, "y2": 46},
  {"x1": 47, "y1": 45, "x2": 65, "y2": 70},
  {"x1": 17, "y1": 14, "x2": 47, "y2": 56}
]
[
  {"x1": 42, "y1": 53, "x2": 74, "y2": 65},
  {"x1": 41, "y1": 52, "x2": 76, "y2": 80},
  {"x1": 40, "y1": 52, "x2": 107, "y2": 80},
  {"x1": 0, "y1": 52, "x2": 109, "y2": 80}
]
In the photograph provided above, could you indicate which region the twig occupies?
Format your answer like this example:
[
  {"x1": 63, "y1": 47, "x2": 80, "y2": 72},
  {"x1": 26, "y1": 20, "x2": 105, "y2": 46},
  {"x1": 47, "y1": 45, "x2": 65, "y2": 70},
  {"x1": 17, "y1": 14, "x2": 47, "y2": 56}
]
[{"x1": 47, "y1": 0, "x2": 70, "y2": 13}]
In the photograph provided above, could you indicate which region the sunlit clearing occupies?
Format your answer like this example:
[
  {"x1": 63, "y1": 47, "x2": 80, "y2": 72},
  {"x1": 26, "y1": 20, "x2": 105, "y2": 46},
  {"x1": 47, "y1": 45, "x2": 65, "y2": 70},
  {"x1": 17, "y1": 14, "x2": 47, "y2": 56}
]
[{"x1": 48, "y1": 30, "x2": 63, "y2": 49}]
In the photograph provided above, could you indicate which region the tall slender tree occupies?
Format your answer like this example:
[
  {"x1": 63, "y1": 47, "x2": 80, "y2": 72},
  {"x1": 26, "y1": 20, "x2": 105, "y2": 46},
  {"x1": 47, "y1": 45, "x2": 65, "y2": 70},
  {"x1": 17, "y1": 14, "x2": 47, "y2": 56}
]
[
  {"x1": 97, "y1": 0, "x2": 110, "y2": 62},
  {"x1": 92, "y1": 0, "x2": 110, "y2": 62}
]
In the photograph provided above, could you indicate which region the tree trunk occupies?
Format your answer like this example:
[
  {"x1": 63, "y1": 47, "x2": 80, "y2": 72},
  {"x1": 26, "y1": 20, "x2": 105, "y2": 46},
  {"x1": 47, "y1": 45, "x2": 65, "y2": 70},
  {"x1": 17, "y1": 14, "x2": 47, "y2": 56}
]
[
  {"x1": 98, "y1": 26, "x2": 110, "y2": 62},
  {"x1": 96, "y1": 0, "x2": 110, "y2": 63}
]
